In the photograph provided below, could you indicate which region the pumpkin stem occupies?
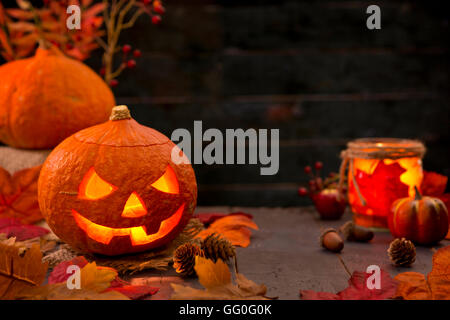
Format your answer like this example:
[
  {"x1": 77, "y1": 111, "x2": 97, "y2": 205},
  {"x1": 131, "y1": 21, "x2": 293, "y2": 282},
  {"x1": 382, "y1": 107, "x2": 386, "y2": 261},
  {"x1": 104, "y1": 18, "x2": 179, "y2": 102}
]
[
  {"x1": 110, "y1": 105, "x2": 131, "y2": 121},
  {"x1": 38, "y1": 38, "x2": 48, "y2": 50},
  {"x1": 414, "y1": 185, "x2": 422, "y2": 200}
]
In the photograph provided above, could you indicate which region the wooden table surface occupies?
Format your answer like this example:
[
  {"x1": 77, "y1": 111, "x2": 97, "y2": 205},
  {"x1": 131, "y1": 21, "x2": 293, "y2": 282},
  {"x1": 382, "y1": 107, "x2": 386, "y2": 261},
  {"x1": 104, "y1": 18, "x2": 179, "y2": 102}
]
[{"x1": 129, "y1": 206, "x2": 446, "y2": 300}]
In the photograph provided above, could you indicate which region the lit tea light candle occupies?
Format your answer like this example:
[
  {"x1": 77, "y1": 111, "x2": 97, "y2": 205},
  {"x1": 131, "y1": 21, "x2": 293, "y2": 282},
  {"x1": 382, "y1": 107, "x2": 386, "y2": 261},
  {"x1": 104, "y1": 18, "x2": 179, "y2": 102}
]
[{"x1": 339, "y1": 138, "x2": 426, "y2": 229}]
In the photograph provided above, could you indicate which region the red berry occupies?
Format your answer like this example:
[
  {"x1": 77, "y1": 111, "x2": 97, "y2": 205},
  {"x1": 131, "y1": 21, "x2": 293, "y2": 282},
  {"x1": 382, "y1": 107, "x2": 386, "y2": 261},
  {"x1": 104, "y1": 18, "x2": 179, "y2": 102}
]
[
  {"x1": 142, "y1": 0, "x2": 151, "y2": 5},
  {"x1": 304, "y1": 166, "x2": 312, "y2": 174},
  {"x1": 109, "y1": 79, "x2": 119, "y2": 88},
  {"x1": 152, "y1": 15, "x2": 162, "y2": 25},
  {"x1": 122, "y1": 44, "x2": 132, "y2": 54},
  {"x1": 153, "y1": 4, "x2": 165, "y2": 14},
  {"x1": 298, "y1": 187, "x2": 308, "y2": 197},
  {"x1": 314, "y1": 161, "x2": 323, "y2": 170},
  {"x1": 127, "y1": 59, "x2": 137, "y2": 69},
  {"x1": 99, "y1": 67, "x2": 106, "y2": 76},
  {"x1": 133, "y1": 49, "x2": 142, "y2": 58}
]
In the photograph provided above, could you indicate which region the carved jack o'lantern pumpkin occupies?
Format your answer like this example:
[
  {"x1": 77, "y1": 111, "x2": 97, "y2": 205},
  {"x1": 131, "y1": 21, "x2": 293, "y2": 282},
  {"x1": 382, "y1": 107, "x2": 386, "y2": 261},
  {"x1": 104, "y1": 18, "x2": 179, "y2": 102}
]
[{"x1": 38, "y1": 105, "x2": 197, "y2": 256}]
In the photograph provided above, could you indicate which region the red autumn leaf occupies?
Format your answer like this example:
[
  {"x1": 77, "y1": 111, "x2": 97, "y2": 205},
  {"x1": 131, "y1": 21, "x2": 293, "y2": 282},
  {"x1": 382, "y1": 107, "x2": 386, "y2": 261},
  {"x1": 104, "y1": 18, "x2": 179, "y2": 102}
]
[
  {"x1": 0, "y1": 217, "x2": 49, "y2": 240},
  {"x1": 421, "y1": 171, "x2": 448, "y2": 197},
  {"x1": 48, "y1": 256, "x2": 89, "y2": 284},
  {"x1": 300, "y1": 269, "x2": 398, "y2": 300},
  {"x1": 105, "y1": 278, "x2": 159, "y2": 300},
  {"x1": 195, "y1": 212, "x2": 254, "y2": 226},
  {"x1": 419, "y1": 171, "x2": 450, "y2": 239},
  {"x1": 0, "y1": 165, "x2": 43, "y2": 225},
  {"x1": 354, "y1": 161, "x2": 409, "y2": 216}
]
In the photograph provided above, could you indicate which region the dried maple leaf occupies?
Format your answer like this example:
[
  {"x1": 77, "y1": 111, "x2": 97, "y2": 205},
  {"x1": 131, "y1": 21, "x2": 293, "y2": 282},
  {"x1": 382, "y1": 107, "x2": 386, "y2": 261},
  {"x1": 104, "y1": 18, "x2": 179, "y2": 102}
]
[
  {"x1": 170, "y1": 256, "x2": 268, "y2": 300},
  {"x1": 195, "y1": 212, "x2": 254, "y2": 226},
  {"x1": 0, "y1": 217, "x2": 49, "y2": 240},
  {"x1": 0, "y1": 165, "x2": 43, "y2": 225},
  {"x1": 48, "y1": 257, "x2": 159, "y2": 300},
  {"x1": 0, "y1": 243, "x2": 48, "y2": 299},
  {"x1": 18, "y1": 261, "x2": 129, "y2": 300},
  {"x1": 421, "y1": 171, "x2": 448, "y2": 197},
  {"x1": 300, "y1": 269, "x2": 398, "y2": 300},
  {"x1": 353, "y1": 161, "x2": 409, "y2": 216},
  {"x1": 419, "y1": 171, "x2": 450, "y2": 239},
  {"x1": 394, "y1": 246, "x2": 450, "y2": 300},
  {"x1": 0, "y1": 233, "x2": 55, "y2": 257},
  {"x1": 394, "y1": 272, "x2": 431, "y2": 300},
  {"x1": 195, "y1": 215, "x2": 259, "y2": 247},
  {"x1": 106, "y1": 277, "x2": 159, "y2": 300}
]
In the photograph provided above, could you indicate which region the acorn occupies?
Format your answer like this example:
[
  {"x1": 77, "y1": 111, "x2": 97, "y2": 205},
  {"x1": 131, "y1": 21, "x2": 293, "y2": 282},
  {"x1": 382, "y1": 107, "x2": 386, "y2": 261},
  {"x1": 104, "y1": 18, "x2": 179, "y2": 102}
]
[
  {"x1": 320, "y1": 228, "x2": 344, "y2": 253},
  {"x1": 339, "y1": 221, "x2": 374, "y2": 242}
]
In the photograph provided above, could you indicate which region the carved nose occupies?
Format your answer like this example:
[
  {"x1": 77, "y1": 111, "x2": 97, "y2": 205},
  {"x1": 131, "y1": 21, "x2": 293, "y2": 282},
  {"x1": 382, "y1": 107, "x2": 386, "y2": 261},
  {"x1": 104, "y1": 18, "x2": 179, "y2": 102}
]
[{"x1": 121, "y1": 192, "x2": 147, "y2": 218}]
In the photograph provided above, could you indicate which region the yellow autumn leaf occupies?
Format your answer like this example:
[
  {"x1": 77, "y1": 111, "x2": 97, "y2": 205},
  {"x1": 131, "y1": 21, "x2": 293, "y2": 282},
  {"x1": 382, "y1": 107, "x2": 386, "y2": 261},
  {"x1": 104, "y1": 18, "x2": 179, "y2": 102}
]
[
  {"x1": 194, "y1": 256, "x2": 231, "y2": 289},
  {"x1": 171, "y1": 256, "x2": 268, "y2": 300},
  {"x1": 16, "y1": 262, "x2": 129, "y2": 300},
  {"x1": 80, "y1": 262, "x2": 117, "y2": 292}
]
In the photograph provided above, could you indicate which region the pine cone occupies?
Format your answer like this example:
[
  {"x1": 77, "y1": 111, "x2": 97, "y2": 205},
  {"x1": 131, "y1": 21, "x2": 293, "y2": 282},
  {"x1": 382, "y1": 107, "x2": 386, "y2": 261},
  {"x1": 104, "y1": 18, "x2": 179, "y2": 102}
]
[
  {"x1": 201, "y1": 233, "x2": 236, "y2": 262},
  {"x1": 173, "y1": 243, "x2": 203, "y2": 276},
  {"x1": 387, "y1": 238, "x2": 416, "y2": 267}
]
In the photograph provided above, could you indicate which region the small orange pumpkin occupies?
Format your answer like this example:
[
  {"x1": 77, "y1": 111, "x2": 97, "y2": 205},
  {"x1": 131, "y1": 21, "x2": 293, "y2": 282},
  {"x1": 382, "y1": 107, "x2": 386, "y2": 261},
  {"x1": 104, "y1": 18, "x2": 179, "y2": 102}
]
[
  {"x1": 38, "y1": 105, "x2": 197, "y2": 256},
  {"x1": 388, "y1": 186, "x2": 449, "y2": 245},
  {"x1": 0, "y1": 46, "x2": 115, "y2": 149}
]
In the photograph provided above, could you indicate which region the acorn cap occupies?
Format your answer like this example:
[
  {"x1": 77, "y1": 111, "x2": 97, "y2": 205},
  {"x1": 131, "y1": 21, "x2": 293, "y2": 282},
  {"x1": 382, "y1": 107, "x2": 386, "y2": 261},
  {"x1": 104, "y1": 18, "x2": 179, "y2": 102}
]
[
  {"x1": 110, "y1": 105, "x2": 131, "y2": 121},
  {"x1": 339, "y1": 221, "x2": 355, "y2": 240}
]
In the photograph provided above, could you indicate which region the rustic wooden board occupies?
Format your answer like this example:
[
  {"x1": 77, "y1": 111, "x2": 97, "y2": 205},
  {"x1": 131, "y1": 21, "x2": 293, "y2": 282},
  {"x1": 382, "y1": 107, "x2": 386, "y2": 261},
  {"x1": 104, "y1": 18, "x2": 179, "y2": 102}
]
[{"x1": 132, "y1": 206, "x2": 442, "y2": 300}]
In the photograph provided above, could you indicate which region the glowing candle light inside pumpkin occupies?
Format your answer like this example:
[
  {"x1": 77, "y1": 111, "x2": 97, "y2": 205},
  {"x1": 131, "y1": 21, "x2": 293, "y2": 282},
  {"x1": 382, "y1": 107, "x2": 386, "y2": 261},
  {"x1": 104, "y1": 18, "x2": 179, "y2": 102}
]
[{"x1": 340, "y1": 138, "x2": 426, "y2": 229}]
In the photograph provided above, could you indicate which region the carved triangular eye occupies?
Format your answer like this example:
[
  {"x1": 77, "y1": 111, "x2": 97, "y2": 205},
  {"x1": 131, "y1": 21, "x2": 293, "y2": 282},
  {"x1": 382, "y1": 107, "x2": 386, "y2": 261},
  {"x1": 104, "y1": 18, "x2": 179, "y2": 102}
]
[
  {"x1": 79, "y1": 167, "x2": 117, "y2": 200},
  {"x1": 151, "y1": 165, "x2": 179, "y2": 194}
]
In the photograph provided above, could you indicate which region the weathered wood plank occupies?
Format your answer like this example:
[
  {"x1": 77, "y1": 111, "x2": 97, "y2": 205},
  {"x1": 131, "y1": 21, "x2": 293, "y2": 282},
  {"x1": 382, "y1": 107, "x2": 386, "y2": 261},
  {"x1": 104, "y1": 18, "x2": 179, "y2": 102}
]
[{"x1": 121, "y1": 1, "x2": 449, "y2": 54}]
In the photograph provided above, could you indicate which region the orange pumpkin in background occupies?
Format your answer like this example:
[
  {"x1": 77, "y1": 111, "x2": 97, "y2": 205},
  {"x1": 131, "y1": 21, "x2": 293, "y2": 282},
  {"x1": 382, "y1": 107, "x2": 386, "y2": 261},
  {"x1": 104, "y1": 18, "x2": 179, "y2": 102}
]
[
  {"x1": 388, "y1": 186, "x2": 449, "y2": 245},
  {"x1": 38, "y1": 105, "x2": 197, "y2": 256},
  {"x1": 0, "y1": 46, "x2": 115, "y2": 149}
]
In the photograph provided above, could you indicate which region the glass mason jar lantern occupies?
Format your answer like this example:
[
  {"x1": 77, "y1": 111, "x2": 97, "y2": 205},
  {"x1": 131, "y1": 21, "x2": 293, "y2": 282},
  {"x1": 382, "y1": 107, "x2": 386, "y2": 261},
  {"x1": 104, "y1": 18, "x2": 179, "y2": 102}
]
[{"x1": 339, "y1": 138, "x2": 426, "y2": 229}]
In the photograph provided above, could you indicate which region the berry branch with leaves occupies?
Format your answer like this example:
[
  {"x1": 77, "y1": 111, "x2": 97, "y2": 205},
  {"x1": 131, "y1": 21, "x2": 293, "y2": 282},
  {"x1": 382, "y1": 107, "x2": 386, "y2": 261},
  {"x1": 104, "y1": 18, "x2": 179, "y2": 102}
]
[{"x1": 0, "y1": 0, "x2": 164, "y2": 88}]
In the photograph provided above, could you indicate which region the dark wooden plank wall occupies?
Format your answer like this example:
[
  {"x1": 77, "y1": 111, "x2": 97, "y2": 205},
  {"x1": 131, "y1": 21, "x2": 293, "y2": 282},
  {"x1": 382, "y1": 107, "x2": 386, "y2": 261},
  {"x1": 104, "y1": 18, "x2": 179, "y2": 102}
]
[
  {"x1": 111, "y1": 0, "x2": 449, "y2": 206},
  {"x1": 3, "y1": 1, "x2": 449, "y2": 206}
]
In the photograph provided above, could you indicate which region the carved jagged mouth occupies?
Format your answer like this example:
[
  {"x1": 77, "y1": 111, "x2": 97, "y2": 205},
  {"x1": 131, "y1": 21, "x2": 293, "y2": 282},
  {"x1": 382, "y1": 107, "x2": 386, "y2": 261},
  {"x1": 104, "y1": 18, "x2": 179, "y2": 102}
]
[{"x1": 71, "y1": 203, "x2": 185, "y2": 246}]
